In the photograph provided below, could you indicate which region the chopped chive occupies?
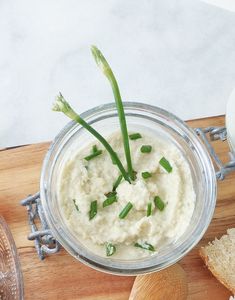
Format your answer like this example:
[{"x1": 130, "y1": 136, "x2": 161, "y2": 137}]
[
  {"x1": 52, "y1": 94, "x2": 130, "y2": 182},
  {"x1": 119, "y1": 202, "x2": 133, "y2": 219},
  {"x1": 129, "y1": 133, "x2": 142, "y2": 140},
  {"x1": 154, "y1": 196, "x2": 165, "y2": 211},
  {"x1": 103, "y1": 194, "x2": 117, "y2": 207},
  {"x1": 113, "y1": 175, "x2": 123, "y2": 191},
  {"x1": 142, "y1": 171, "x2": 152, "y2": 179},
  {"x1": 84, "y1": 150, "x2": 102, "y2": 161},
  {"x1": 106, "y1": 242, "x2": 116, "y2": 256},
  {"x1": 91, "y1": 46, "x2": 134, "y2": 181},
  {"x1": 89, "y1": 200, "x2": 97, "y2": 220},
  {"x1": 147, "y1": 203, "x2": 152, "y2": 217},
  {"x1": 132, "y1": 170, "x2": 137, "y2": 181},
  {"x1": 105, "y1": 191, "x2": 117, "y2": 198},
  {"x1": 134, "y1": 242, "x2": 155, "y2": 252},
  {"x1": 140, "y1": 145, "x2": 152, "y2": 153},
  {"x1": 73, "y1": 199, "x2": 79, "y2": 211},
  {"x1": 159, "y1": 157, "x2": 172, "y2": 173},
  {"x1": 92, "y1": 145, "x2": 98, "y2": 153}
]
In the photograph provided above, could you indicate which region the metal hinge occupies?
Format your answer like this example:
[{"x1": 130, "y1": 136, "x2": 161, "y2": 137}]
[{"x1": 21, "y1": 193, "x2": 60, "y2": 260}]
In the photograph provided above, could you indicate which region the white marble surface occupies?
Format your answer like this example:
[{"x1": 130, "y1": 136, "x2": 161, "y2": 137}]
[
  {"x1": 1, "y1": 0, "x2": 235, "y2": 147},
  {"x1": 203, "y1": 0, "x2": 235, "y2": 12}
]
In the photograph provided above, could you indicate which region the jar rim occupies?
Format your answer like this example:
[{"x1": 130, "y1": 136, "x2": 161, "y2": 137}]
[{"x1": 40, "y1": 101, "x2": 217, "y2": 275}]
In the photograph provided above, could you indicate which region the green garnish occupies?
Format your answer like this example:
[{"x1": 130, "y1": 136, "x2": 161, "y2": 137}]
[
  {"x1": 147, "y1": 203, "x2": 152, "y2": 217},
  {"x1": 91, "y1": 46, "x2": 134, "y2": 181},
  {"x1": 84, "y1": 150, "x2": 102, "y2": 161},
  {"x1": 129, "y1": 133, "x2": 142, "y2": 140},
  {"x1": 89, "y1": 200, "x2": 97, "y2": 220},
  {"x1": 132, "y1": 170, "x2": 137, "y2": 180},
  {"x1": 142, "y1": 171, "x2": 152, "y2": 179},
  {"x1": 92, "y1": 145, "x2": 98, "y2": 153},
  {"x1": 106, "y1": 242, "x2": 116, "y2": 256},
  {"x1": 159, "y1": 157, "x2": 172, "y2": 173},
  {"x1": 103, "y1": 194, "x2": 117, "y2": 207},
  {"x1": 140, "y1": 145, "x2": 152, "y2": 153},
  {"x1": 105, "y1": 191, "x2": 117, "y2": 198},
  {"x1": 134, "y1": 242, "x2": 155, "y2": 252},
  {"x1": 119, "y1": 202, "x2": 133, "y2": 219},
  {"x1": 52, "y1": 93, "x2": 130, "y2": 183},
  {"x1": 154, "y1": 196, "x2": 165, "y2": 211},
  {"x1": 112, "y1": 175, "x2": 123, "y2": 191},
  {"x1": 72, "y1": 199, "x2": 79, "y2": 211},
  {"x1": 111, "y1": 152, "x2": 118, "y2": 165}
]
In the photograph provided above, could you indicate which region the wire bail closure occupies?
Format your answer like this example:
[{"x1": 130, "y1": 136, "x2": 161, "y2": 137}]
[
  {"x1": 20, "y1": 192, "x2": 60, "y2": 260},
  {"x1": 195, "y1": 126, "x2": 235, "y2": 180}
]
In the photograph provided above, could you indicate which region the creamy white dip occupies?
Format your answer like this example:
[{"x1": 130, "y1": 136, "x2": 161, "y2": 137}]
[{"x1": 58, "y1": 131, "x2": 195, "y2": 259}]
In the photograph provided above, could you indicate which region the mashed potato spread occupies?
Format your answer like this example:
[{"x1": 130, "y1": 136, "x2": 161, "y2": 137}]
[{"x1": 58, "y1": 131, "x2": 195, "y2": 259}]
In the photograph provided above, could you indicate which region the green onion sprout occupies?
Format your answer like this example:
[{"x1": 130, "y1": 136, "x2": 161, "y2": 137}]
[
  {"x1": 91, "y1": 46, "x2": 134, "y2": 181},
  {"x1": 52, "y1": 93, "x2": 130, "y2": 182}
]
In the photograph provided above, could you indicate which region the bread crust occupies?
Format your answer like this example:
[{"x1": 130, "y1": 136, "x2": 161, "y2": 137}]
[{"x1": 199, "y1": 247, "x2": 235, "y2": 294}]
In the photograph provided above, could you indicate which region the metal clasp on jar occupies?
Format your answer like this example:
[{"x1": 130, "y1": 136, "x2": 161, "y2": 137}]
[
  {"x1": 195, "y1": 126, "x2": 235, "y2": 180},
  {"x1": 21, "y1": 192, "x2": 60, "y2": 259}
]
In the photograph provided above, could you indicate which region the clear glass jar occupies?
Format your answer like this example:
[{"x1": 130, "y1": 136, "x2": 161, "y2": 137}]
[{"x1": 40, "y1": 102, "x2": 216, "y2": 275}]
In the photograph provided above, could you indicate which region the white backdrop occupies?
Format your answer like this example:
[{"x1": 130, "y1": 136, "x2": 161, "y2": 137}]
[{"x1": 1, "y1": 0, "x2": 235, "y2": 147}]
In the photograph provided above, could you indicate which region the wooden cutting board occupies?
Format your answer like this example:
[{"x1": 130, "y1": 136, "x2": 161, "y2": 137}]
[{"x1": 0, "y1": 115, "x2": 234, "y2": 300}]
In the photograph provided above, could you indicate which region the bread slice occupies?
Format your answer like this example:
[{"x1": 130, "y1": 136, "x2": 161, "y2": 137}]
[{"x1": 200, "y1": 228, "x2": 235, "y2": 294}]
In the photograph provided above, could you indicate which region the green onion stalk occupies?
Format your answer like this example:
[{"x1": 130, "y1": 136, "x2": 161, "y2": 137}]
[
  {"x1": 52, "y1": 93, "x2": 130, "y2": 182},
  {"x1": 91, "y1": 46, "x2": 134, "y2": 181}
]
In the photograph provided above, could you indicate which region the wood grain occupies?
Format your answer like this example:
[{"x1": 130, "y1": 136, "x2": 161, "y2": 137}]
[
  {"x1": 129, "y1": 264, "x2": 188, "y2": 300},
  {"x1": 0, "y1": 115, "x2": 234, "y2": 300}
]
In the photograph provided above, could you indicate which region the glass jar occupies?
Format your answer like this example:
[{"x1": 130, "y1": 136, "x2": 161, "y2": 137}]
[{"x1": 40, "y1": 102, "x2": 216, "y2": 275}]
